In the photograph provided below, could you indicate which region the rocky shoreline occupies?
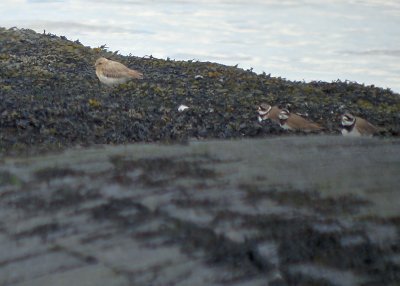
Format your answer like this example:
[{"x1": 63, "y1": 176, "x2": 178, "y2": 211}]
[
  {"x1": 1, "y1": 27, "x2": 399, "y2": 155},
  {"x1": 1, "y1": 27, "x2": 400, "y2": 286}
]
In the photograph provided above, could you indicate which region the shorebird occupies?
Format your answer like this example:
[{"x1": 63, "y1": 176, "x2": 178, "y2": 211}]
[
  {"x1": 341, "y1": 113, "x2": 378, "y2": 137},
  {"x1": 95, "y1": 57, "x2": 143, "y2": 87},
  {"x1": 278, "y1": 108, "x2": 324, "y2": 132},
  {"x1": 257, "y1": 103, "x2": 282, "y2": 124}
]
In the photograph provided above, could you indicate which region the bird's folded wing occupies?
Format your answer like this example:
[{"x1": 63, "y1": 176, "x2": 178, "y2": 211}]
[
  {"x1": 100, "y1": 65, "x2": 126, "y2": 78},
  {"x1": 358, "y1": 119, "x2": 378, "y2": 134},
  {"x1": 127, "y1": 69, "x2": 143, "y2": 79},
  {"x1": 100, "y1": 61, "x2": 143, "y2": 79}
]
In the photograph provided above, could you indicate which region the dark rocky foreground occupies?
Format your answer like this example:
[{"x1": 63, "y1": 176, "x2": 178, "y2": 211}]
[
  {"x1": 0, "y1": 136, "x2": 399, "y2": 285},
  {"x1": 0, "y1": 27, "x2": 400, "y2": 156}
]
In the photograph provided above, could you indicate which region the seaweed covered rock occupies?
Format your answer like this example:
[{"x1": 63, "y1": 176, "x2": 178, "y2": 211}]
[{"x1": 0, "y1": 27, "x2": 399, "y2": 154}]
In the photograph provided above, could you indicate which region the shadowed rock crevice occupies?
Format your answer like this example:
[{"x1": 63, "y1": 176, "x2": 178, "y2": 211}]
[
  {"x1": 242, "y1": 184, "x2": 371, "y2": 215},
  {"x1": 242, "y1": 214, "x2": 400, "y2": 285},
  {"x1": 34, "y1": 167, "x2": 82, "y2": 181},
  {"x1": 88, "y1": 198, "x2": 274, "y2": 280},
  {"x1": 91, "y1": 199, "x2": 152, "y2": 226},
  {"x1": 109, "y1": 155, "x2": 219, "y2": 187},
  {"x1": 5, "y1": 186, "x2": 100, "y2": 213}
]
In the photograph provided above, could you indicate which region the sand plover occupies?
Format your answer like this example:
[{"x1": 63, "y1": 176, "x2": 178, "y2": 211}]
[
  {"x1": 257, "y1": 103, "x2": 282, "y2": 124},
  {"x1": 278, "y1": 108, "x2": 323, "y2": 132},
  {"x1": 341, "y1": 113, "x2": 378, "y2": 137},
  {"x1": 95, "y1": 57, "x2": 143, "y2": 86}
]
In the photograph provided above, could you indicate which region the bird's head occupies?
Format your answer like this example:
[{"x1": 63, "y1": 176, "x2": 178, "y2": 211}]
[
  {"x1": 95, "y1": 57, "x2": 108, "y2": 67},
  {"x1": 341, "y1": 113, "x2": 355, "y2": 127}
]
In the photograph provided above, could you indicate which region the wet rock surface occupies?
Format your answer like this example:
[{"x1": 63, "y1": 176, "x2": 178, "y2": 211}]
[
  {"x1": 1, "y1": 27, "x2": 400, "y2": 155},
  {"x1": 0, "y1": 136, "x2": 399, "y2": 285}
]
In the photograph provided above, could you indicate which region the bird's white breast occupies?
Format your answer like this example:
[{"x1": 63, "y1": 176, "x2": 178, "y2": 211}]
[
  {"x1": 280, "y1": 123, "x2": 292, "y2": 130},
  {"x1": 97, "y1": 73, "x2": 129, "y2": 87},
  {"x1": 341, "y1": 127, "x2": 360, "y2": 137}
]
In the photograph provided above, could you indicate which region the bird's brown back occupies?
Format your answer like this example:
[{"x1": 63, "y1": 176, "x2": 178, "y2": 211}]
[
  {"x1": 99, "y1": 60, "x2": 143, "y2": 79},
  {"x1": 287, "y1": 113, "x2": 323, "y2": 131},
  {"x1": 267, "y1": 106, "x2": 282, "y2": 123},
  {"x1": 355, "y1": 116, "x2": 378, "y2": 135}
]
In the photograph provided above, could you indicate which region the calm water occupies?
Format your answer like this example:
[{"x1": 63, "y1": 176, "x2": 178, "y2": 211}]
[{"x1": 1, "y1": 0, "x2": 399, "y2": 92}]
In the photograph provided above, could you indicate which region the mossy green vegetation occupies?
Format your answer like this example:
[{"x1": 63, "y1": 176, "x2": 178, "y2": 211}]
[{"x1": 0, "y1": 27, "x2": 399, "y2": 155}]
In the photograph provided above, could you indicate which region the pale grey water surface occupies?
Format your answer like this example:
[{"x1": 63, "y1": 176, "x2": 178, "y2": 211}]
[{"x1": 1, "y1": 0, "x2": 400, "y2": 92}]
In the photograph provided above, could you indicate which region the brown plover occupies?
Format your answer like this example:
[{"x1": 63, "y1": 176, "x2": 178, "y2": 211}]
[
  {"x1": 341, "y1": 113, "x2": 378, "y2": 137},
  {"x1": 257, "y1": 103, "x2": 282, "y2": 124},
  {"x1": 95, "y1": 57, "x2": 143, "y2": 86},
  {"x1": 278, "y1": 108, "x2": 324, "y2": 132}
]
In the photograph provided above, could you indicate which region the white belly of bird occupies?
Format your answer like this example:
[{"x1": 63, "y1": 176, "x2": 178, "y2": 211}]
[
  {"x1": 280, "y1": 123, "x2": 292, "y2": 130},
  {"x1": 341, "y1": 127, "x2": 361, "y2": 137},
  {"x1": 97, "y1": 74, "x2": 129, "y2": 86}
]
